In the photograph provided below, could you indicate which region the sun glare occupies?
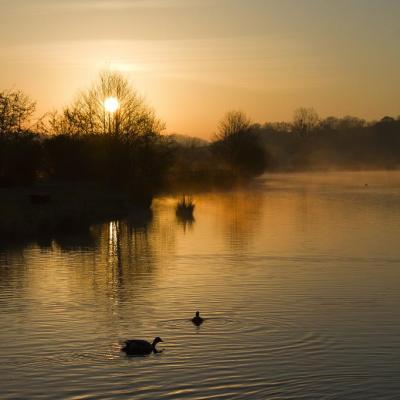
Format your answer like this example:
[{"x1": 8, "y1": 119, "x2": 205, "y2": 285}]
[{"x1": 104, "y1": 97, "x2": 119, "y2": 113}]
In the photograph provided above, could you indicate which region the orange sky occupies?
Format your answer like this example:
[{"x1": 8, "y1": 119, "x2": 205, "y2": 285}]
[{"x1": 1, "y1": 0, "x2": 399, "y2": 138}]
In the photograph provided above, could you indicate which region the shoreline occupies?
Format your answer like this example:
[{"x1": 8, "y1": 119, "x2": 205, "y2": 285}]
[{"x1": 1, "y1": 168, "x2": 398, "y2": 243}]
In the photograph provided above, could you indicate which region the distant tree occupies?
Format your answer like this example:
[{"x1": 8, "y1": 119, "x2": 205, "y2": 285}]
[
  {"x1": 168, "y1": 133, "x2": 208, "y2": 148},
  {"x1": 0, "y1": 89, "x2": 36, "y2": 134},
  {"x1": 293, "y1": 107, "x2": 319, "y2": 135},
  {"x1": 213, "y1": 111, "x2": 268, "y2": 176},
  {"x1": 338, "y1": 115, "x2": 365, "y2": 129},
  {"x1": 379, "y1": 116, "x2": 396, "y2": 124},
  {"x1": 216, "y1": 110, "x2": 252, "y2": 140},
  {"x1": 319, "y1": 116, "x2": 340, "y2": 131},
  {"x1": 49, "y1": 71, "x2": 164, "y2": 136},
  {"x1": 264, "y1": 121, "x2": 292, "y2": 133}
]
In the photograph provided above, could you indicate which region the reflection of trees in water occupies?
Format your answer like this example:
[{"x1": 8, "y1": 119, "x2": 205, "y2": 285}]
[
  {"x1": 216, "y1": 190, "x2": 265, "y2": 253},
  {"x1": 0, "y1": 249, "x2": 26, "y2": 298},
  {"x1": 0, "y1": 227, "x2": 98, "y2": 253},
  {"x1": 176, "y1": 213, "x2": 195, "y2": 234},
  {"x1": 80, "y1": 208, "x2": 179, "y2": 314},
  {"x1": 104, "y1": 219, "x2": 157, "y2": 293},
  {"x1": 78, "y1": 212, "x2": 158, "y2": 305},
  {"x1": 50, "y1": 230, "x2": 97, "y2": 252},
  {"x1": 0, "y1": 206, "x2": 179, "y2": 319}
]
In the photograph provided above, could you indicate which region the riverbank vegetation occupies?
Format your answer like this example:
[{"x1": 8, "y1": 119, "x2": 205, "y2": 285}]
[
  {"x1": 176, "y1": 196, "x2": 195, "y2": 219},
  {"x1": 1, "y1": 73, "x2": 399, "y2": 238},
  {"x1": 257, "y1": 108, "x2": 400, "y2": 171}
]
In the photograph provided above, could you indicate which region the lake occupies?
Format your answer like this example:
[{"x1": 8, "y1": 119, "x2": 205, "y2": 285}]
[{"x1": 1, "y1": 171, "x2": 400, "y2": 399}]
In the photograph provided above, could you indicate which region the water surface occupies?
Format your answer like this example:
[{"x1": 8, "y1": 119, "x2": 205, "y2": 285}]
[{"x1": 1, "y1": 171, "x2": 400, "y2": 399}]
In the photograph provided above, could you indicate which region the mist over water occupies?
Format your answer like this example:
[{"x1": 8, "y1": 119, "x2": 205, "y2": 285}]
[{"x1": 1, "y1": 171, "x2": 400, "y2": 399}]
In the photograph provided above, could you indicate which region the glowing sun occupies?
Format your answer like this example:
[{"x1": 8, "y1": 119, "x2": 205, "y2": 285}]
[{"x1": 104, "y1": 97, "x2": 119, "y2": 113}]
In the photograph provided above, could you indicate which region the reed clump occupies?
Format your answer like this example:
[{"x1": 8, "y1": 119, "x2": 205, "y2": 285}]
[{"x1": 175, "y1": 196, "x2": 195, "y2": 219}]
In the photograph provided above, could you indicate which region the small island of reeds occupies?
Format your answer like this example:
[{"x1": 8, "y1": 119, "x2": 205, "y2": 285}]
[{"x1": 175, "y1": 196, "x2": 195, "y2": 219}]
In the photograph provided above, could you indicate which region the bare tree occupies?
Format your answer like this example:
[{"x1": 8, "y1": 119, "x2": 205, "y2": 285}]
[
  {"x1": 216, "y1": 110, "x2": 252, "y2": 140},
  {"x1": 49, "y1": 71, "x2": 164, "y2": 136},
  {"x1": 293, "y1": 107, "x2": 319, "y2": 135},
  {"x1": 213, "y1": 110, "x2": 268, "y2": 176},
  {"x1": 0, "y1": 89, "x2": 36, "y2": 134},
  {"x1": 339, "y1": 115, "x2": 366, "y2": 129}
]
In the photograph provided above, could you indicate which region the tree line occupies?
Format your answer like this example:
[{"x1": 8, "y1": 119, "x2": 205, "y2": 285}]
[
  {"x1": 256, "y1": 107, "x2": 400, "y2": 170},
  {"x1": 166, "y1": 107, "x2": 400, "y2": 186},
  {"x1": 0, "y1": 73, "x2": 399, "y2": 197}
]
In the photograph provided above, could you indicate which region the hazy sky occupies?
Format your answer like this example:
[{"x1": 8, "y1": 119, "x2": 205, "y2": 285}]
[{"x1": 0, "y1": 0, "x2": 399, "y2": 137}]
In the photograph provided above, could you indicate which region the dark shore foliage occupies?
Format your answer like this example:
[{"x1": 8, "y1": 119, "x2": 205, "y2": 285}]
[
  {"x1": 43, "y1": 133, "x2": 171, "y2": 199},
  {"x1": 0, "y1": 79, "x2": 399, "y2": 239},
  {"x1": 257, "y1": 111, "x2": 400, "y2": 170},
  {"x1": 0, "y1": 74, "x2": 172, "y2": 197},
  {"x1": 168, "y1": 110, "x2": 400, "y2": 185},
  {"x1": 0, "y1": 132, "x2": 42, "y2": 185},
  {"x1": 166, "y1": 111, "x2": 269, "y2": 189},
  {"x1": 0, "y1": 85, "x2": 399, "y2": 193}
]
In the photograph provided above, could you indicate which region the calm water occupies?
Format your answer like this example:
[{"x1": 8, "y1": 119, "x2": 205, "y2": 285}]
[{"x1": 1, "y1": 171, "x2": 400, "y2": 399}]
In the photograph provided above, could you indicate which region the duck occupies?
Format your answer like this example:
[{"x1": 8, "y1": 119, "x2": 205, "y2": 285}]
[
  {"x1": 121, "y1": 337, "x2": 163, "y2": 355},
  {"x1": 191, "y1": 311, "x2": 204, "y2": 326}
]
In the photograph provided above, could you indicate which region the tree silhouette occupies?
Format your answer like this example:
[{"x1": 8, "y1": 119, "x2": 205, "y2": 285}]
[
  {"x1": 293, "y1": 107, "x2": 319, "y2": 135},
  {"x1": 49, "y1": 71, "x2": 164, "y2": 136},
  {"x1": 213, "y1": 111, "x2": 268, "y2": 176},
  {"x1": 0, "y1": 89, "x2": 36, "y2": 134},
  {"x1": 216, "y1": 110, "x2": 252, "y2": 140}
]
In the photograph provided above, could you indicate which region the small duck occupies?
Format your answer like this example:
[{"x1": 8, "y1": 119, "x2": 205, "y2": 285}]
[
  {"x1": 191, "y1": 311, "x2": 204, "y2": 326},
  {"x1": 121, "y1": 337, "x2": 163, "y2": 355}
]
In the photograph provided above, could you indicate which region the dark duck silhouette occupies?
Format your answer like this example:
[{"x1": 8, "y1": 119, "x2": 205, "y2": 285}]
[
  {"x1": 121, "y1": 337, "x2": 163, "y2": 355},
  {"x1": 191, "y1": 311, "x2": 204, "y2": 326}
]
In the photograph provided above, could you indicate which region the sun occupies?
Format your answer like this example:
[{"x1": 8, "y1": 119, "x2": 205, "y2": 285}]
[{"x1": 103, "y1": 97, "x2": 119, "y2": 113}]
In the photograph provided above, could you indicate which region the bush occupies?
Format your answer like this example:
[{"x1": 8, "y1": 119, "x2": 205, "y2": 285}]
[{"x1": 0, "y1": 132, "x2": 42, "y2": 185}]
